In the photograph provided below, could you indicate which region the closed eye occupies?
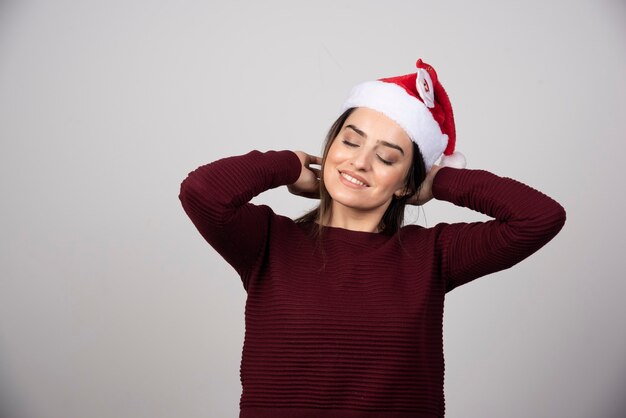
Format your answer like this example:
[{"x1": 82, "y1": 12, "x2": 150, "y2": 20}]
[
  {"x1": 377, "y1": 155, "x2": 393, "y2": 165},
  {"x1": 343, "y1": 140, "x2": 394, "y2": 165}
]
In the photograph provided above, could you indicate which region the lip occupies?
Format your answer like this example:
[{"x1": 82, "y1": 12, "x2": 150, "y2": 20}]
[{"x1": 338, "y1": 169, "x2": 370, "y2": 188}]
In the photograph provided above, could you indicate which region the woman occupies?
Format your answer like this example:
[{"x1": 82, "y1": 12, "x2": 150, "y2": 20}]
[{"x1": 179, "y1": 59, "x2": 566, "y2": 417}]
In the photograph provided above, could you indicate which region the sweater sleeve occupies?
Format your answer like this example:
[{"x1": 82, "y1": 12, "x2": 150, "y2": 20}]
[
  {"x1": 431, "y1": 167, "x2": 566, "y2": 292},
  {"x1": 179, "y1": 150, "x2": 302, "y2": 288}
]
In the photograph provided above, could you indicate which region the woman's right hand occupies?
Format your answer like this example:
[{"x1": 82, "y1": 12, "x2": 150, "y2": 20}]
[{"x1": 288, "y1": 151, "x2": 322, "y2": 199}]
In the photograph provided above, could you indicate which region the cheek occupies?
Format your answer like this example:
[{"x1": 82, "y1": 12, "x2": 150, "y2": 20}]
[
  {"x1": 322, "y1": 164, "x2": 332, "y2": 185},
  {"x1": 322, "y1": 159, "x2": 337, "y2": 186},
  {"x1": 377, "y1": 167, "x2": 408, "y2": 190},
  {"x1": 326, "y1": 143, "x2": 350, "y2": 163}
]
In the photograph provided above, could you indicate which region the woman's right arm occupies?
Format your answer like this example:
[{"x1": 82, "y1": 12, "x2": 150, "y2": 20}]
[{"x1": 179, "y1": 150, "x2": 303, "y2": 285}]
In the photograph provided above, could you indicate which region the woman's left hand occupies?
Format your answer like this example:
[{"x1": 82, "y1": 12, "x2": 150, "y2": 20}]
[{"x1": 407, "y1": 164, "x2": 442, "y2": 205}]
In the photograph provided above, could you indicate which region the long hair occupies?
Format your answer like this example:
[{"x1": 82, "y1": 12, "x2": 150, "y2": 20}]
[{"x1": 295, "y1": 108, "x2": 427, "y2": 235}]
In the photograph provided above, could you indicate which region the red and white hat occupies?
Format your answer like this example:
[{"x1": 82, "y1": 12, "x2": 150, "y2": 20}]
[{"x1": 341, "y1": 59, "x2": 465, "y2": 171}]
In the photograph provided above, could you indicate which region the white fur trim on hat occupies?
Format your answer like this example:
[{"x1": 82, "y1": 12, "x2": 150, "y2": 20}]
[
  {"x1": 341, "y1": 80, "x2": 448, "y2": 171},
  {"x1": 440, "y1": 151, "x2": 466, "y2": 169}
]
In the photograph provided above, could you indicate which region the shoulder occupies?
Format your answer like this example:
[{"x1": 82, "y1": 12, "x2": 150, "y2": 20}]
[
  {"x1": 398, "y1": 222, "x2": 449, "y2": 239},
  {"x1": 395, "y1": 222, "x2": 460, "y2": 256},
  {"x1": 267, "y1": 212, "x2": 317, "y2": 239}
]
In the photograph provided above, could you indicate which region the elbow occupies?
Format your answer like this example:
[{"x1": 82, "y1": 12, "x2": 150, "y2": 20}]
[
  {"x1": 544, "y1": 199, "x2": 566, "y2": 237},
  {"x1": 553, "y1": 202, "x2": 567, "y2": 232},
  {"x1": 178, "y1": 172, "x2": 198, "y2": 208},
  {"x1": 508, "y1": 198, "x2": 566, "y2": 248},
  {"x1": 178, "y1": 170, "x2": 212, "y2": 217},
  {"x1": 530, "y1": 199, "x2": 567, "y2": 244},
  {"x1": 178, "y1": 168, "x2": 234, "y2": 227}
]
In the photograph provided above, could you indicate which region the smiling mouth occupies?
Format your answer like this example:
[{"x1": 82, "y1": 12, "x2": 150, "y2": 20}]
[{"x1": 340, "y1": 171, "x2": 369, "y2": 187}]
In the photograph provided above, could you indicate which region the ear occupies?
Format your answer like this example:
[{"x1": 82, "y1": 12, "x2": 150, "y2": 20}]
[{"x1": 394, "y1": 186, "x2": 410, "y2": 198}]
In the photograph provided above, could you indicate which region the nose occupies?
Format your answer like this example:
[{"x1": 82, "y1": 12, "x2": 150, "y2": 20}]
[{"x1": 351, "y1": 148, "x2": 372, "y2": 171}]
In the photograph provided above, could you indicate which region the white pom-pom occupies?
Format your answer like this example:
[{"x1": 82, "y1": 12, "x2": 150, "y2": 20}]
[{"x1": 440, "y1": 151, "x2": 466, "y2": 169}]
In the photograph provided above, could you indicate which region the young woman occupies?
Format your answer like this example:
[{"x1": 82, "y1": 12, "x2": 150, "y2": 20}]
[{"x1": 179, "y1": 59, "x2": 566, "y2": 418}]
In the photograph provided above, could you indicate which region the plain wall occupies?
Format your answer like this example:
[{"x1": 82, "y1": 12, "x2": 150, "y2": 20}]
[{"x1": 1, "y1": 0, "x2": 625, "y2": 417}]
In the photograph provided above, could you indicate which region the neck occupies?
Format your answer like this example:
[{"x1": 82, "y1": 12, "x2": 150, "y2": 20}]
[{"x1": 325, "y1": 201, "x2": 387, "y2": 233}]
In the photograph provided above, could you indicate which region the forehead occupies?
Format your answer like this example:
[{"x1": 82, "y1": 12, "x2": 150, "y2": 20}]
[{"x1": 343, "y1": 108, "x2": 412, "y2": 148}]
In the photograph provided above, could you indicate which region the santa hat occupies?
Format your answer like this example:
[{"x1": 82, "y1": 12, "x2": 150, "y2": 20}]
[{"x1": 341, "y1": 59, "x2": 465, "y2": 171}]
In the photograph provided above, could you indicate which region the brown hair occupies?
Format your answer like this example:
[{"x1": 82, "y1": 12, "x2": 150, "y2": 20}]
[{"x1": 295, "y1": 108, "x2": 427, "y2": 236}]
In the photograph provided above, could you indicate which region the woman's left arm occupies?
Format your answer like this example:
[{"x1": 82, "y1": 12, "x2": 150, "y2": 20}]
[{"x1": 428, "y1": 167, "x2": 566, "y2": 292}]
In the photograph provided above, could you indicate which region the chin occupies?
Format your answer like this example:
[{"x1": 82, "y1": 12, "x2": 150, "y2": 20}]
[
  {"x1": 328, "y1": 189, "x2": 390, "y2": 213},
  {"x1": 324, "y1": 174, "x2": 393, "y2": 213}
]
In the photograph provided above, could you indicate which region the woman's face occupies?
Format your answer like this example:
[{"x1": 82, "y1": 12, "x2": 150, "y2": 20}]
[{"x1": 323, "y1": 107, "x2": 414, "y2": 215}]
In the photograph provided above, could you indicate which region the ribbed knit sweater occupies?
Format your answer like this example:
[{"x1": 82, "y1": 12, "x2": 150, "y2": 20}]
[{"x1": 179, "y1": 150, "x2": 566, "y2": 417}]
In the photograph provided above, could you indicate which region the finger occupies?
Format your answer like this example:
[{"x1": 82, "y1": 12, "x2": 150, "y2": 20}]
[{"x1": 310, "y1": 155, "x2": 322, "y2": 166}]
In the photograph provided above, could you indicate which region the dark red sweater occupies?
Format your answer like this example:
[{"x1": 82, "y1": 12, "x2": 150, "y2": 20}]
[{"x1": 179, "y1": 150, "x2": 565, "y2": 417}]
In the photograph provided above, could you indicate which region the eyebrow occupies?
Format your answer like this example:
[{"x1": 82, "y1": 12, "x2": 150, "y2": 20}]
[{"x1": 345, "y1": 124, "x2": 405, "y2": 156}]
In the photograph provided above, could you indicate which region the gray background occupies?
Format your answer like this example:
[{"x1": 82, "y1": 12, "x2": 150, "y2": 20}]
[{"x1": 1, "y1": 0, "x2": 625, "y2": 417}]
